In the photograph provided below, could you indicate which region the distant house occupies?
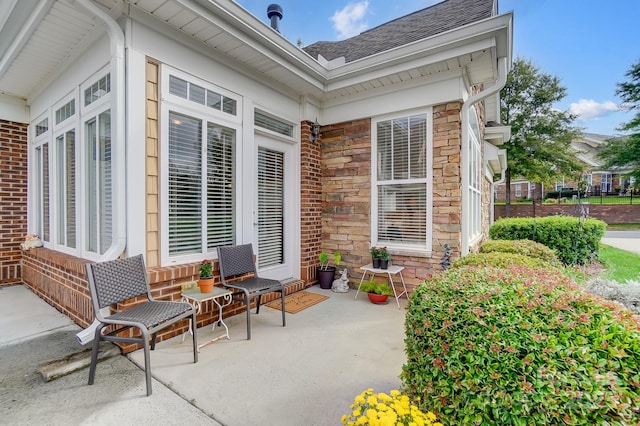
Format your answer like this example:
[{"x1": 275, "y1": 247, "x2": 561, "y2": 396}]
[
  {"x1": 0, "y1": 0, "x2": 512, "y2": 345},
  {"x1": 494, "y1": 133, "x2": 635, "y2": 201}
]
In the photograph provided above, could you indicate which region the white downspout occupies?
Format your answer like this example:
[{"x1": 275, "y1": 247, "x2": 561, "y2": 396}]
[
  {"x1": 75, "y1": 0, "x2": 127, "y2": 345},
  {"x1": 461, "y1": 56, "x2": 508, "y2": 255}
]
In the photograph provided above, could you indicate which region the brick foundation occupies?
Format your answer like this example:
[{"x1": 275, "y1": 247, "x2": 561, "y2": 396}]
[{"x1": 22, "y1": 248, "x2": 306, "y2": 353}]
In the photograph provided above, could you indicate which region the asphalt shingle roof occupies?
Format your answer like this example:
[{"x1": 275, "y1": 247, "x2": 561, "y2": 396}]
[{"x1": 303, "y1": 0, "x2": 495, "y2": 63}]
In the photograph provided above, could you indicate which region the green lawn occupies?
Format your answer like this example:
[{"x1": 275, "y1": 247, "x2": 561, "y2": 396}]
[{"x1": 598, "y1": 244, "x2": 640, "y2": 283}]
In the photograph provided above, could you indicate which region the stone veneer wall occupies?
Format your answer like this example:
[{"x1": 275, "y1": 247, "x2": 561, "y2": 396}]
[
  {"x1": 0, "y1": 120, "x2": 28, "y2": 285},
  {"x1": 319, "y1": 103, "x2": 464, "y2": 292}
]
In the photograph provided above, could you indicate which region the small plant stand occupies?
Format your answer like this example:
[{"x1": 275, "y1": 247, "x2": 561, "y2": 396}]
[
  {"x1": 181, "y1": 286, "x2": 234, "y2": 351},
  {"x1": 355, "y1": 264, "x2": 408, "y2": 309}
]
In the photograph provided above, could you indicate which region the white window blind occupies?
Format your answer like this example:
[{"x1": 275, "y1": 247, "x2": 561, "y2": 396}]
[
  {"x1": 168, "y1": 111, "x2": 236, "y2": 256},
  {"x1": 56, "y1": 130, "x2": 76, "y2": 248},
  {"x1": 35, "y1": 144, "x2": 50, "y2": 242},
  {"x1": 376, "y1": 114, "x2": 427, "y2": 246},
  {"x1": 468, "y1": 111, "x2": 482, "y2": 241},
  {"x1": 206, "y1": 123, "x2": 235, "y2": 249},
  {"x1": 85, "y1": 110, "x2": 112, "y2": 254},
  {"x1": 257, "y1": 146, "x2": 284, "y2": 268}
]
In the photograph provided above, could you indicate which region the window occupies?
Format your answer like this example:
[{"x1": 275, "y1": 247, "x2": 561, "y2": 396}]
[
  {"x1": 85, "y1": 111, "x2": 112, "y2": 254},
  {"x1": 515, "y1": 184, "x2": 522, "y2": 198},
  {"x1": 30, "y1": 70, "x2": 112, "y2": 258},
  {"x1": 555, "y1": 178, "x2": 565, "y2": 191},
  {"x1": 166, "y1": 112, "x2": 236, "y2": 258},
  {"x1": 254, "y1": 110, "x2": 293, "y2": 137},
  {"x1": 55, "y1": 130, "x2": 76, "y2": 248},
  {"x1": 374, "y1": 113, "x2": 429, "y2": 250},
  {"x1": 468, "y1": 109, "x2": 482, "y2": 242},
  {"x1": 169, "y1": 75, "x2": 237, "y2": 116},
  {"x1": 601, "y1": 173, "x2": 612, "y2": 193},
  {"x1": 33, "y1": 117, "x2": 50, "y2": 242},
  {"x1": 162, "y1": 68, "x2": 241, "y2": 263}
]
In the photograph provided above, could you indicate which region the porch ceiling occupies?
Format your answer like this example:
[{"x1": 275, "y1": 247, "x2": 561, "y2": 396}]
[{"x1": 0, "y1": 0, "x2": 510, "y2": 117}]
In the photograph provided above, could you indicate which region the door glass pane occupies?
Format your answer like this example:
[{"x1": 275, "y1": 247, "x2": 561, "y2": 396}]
[{"x1": 257, "y1": 146, "x2": 284, "y2": 268}]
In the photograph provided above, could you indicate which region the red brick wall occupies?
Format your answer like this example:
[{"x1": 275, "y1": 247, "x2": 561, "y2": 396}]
[
  {"x1": 0, "y1": 120, "x2": 28, "y2": 285},
  {"x1": 300, "y1": 120, "x2": 322, "y2": 283},
  {"x1": 22, "y1": 248, "x2": 306, "y2": 353},
  {"x1": 495, "y1": 203, "x2": 640, "y2": 224}
]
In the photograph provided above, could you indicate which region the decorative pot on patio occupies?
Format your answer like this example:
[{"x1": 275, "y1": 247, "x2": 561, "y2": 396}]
[
  {"x1": 198, "y1": 278, "x2": 214, "y2": 293},
  {"x1": 317, "y1": 266, "x2": 336, "y2": 289},
  {"x1": 367, "y1": 293, "x2": 388, "y2": 304}
]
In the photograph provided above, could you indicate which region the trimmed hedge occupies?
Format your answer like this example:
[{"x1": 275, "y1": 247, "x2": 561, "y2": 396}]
[
  {"x1": 402, "y1": 266, "x2": 640, "y2": 425},
  {"x1": 489, "y1": 216, "x2": 606, "y2": 265},
  {"x1": 453, "y1": 252, "x2": 551, "y2": 269},
  {"x1": 480, "y1": 239, "x2": 561, "y2": 266}
]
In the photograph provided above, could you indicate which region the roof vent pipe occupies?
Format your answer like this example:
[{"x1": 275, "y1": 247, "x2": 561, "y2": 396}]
[{"x1": 267, "y1": 4, "x2": 283, "y2": 32}]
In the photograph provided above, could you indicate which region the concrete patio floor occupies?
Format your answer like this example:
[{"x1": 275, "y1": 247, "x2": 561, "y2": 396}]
[
  {"x1": 128, "y1": 286, "x2": 408, "y2": 425},
  {"x1": 0, "y1": 283, "x2": 407, "y2": 425}
]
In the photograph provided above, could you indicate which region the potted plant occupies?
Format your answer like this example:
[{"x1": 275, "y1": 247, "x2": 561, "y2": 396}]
[
  {"x1": 359, "y1": 278, "x2": 394, "y2": 304},
  {"x1": 317, "y1": 251, "x2": 341, "y2": 289},
  {"x1": 370, "y1": 246, "x2": 381, "y2": 268},
  {"x1": 198, "y1": 259, "x2": 214, "y2": 293},
  {"x1": 379, "y1": 247, "x2": 391, "y2": 269}
]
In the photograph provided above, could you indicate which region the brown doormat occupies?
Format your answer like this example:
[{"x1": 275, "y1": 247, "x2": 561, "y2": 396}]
[{"x1": 266, "y1": 291, "x2": 329, "y2": 314}]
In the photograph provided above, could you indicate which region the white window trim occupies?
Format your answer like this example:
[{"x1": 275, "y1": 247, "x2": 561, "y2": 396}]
[
  {"x1": 29, "y1": 67, "x2": 113, "y2": 260},
  {"x1": 370, "y1": 108, "x2": 433, "y2": 256},
  {"x1": 159, "y1": 65, "x2": 244, "y2": 267}
]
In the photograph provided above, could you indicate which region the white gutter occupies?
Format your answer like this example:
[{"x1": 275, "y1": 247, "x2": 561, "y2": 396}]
[
  {"x1": 75, "y1": 0, "x2": 127, "y2": 345},
  {"x1": 461, "y1": 56, "x2": 508, "y2": 255}
]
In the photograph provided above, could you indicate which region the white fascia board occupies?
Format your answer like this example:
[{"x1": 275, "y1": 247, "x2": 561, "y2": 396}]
[
  {"x1": 0, "y1": 94, "x2": 29, "y2": 123},
  {"x1": 484, "y1": 125, "x2": 511, "y2": 145},
  {"x1": 326, "y1": 38, "x2": 495, "y2": 92},
  {"x1": 325, "y1": 13, "x2": 513, "y2": 87},
  {"x1": 177, "y1": 0, "x2": 326, "y2": 85}
]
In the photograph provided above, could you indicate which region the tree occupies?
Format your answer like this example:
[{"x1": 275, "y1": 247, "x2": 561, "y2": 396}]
[
  {"x1": 500, "y1": 58, "x2": 582, "y2": 216},
  {"x1": 598, "y1": 60, "x2": 640, "y2": 182}
]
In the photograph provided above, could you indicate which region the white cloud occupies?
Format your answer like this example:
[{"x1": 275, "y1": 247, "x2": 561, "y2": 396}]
[
  {"x1": 569, "y1": 99, "x2": 620, "y2": 120},
  {"x1": 331, "y1": 1, "x2": 370, "y2": 40}
]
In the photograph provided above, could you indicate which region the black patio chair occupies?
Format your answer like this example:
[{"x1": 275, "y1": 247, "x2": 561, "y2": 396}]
[
  {"x1": 217, "y1": 244, "x2": 286, "y2": 340},
  {"x1": 85, "y1": 254, "x2": 198, "y2": 396}
]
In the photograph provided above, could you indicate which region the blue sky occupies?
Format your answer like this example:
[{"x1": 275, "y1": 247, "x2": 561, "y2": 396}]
[{"x1": 235, "y1": 0, "x2": 640, "y2": 136}]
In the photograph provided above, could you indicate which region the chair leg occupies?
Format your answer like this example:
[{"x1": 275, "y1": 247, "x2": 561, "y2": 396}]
[
  {"x1": 150, "y1": 332, "x2": 157, "y2": 350},
  {"x1": 281, "y1": 288, "x2": 286, "y2": 327},
  {"x1": 88, "y1": 324, "x2": 105, "y2": 385},
  {"x1": 256, "y1": 294, "x2": 262, "y2": 314},
  {"x1": 191, "y1": 311, "x2": 198, "y2": 363},
  {"x1": 142, "y1": 331, "x2": 153, "y2": 396},
  {"x1": 245, "y1": 292, "x2": 252, "y2": 340}
]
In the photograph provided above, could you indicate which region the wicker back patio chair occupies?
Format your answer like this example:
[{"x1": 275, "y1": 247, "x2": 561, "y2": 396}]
[
  {"x1": 217, "y1": 244, "x2": 286, "y2": 340},
  {"x1": 85, "y1": 254, "x2": 198, "y2": 396}
]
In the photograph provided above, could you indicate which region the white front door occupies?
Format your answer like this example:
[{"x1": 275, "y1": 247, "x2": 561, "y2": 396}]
[{"x1": 254, "y1": 134, "x2": 296, "y2": 280}]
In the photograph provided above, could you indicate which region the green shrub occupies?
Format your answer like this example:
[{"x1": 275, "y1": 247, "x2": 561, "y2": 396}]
[
  {"x1": 402, "y1": 266, "x2": 640, "y2": 425},
  {"x1": 480, "y1": 239, "x2": 561, "y2": 266},
  {"x1": 489, "y1": 216, "x2": 606, "y2": 265},
  {"x1": 453, "y1": 252, "x2": 550, "y2": 269}
]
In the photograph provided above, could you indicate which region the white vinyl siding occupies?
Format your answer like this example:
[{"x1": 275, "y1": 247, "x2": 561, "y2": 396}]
[{"x1": 374, "y1": 113, "x2": 429, "y2": 250}]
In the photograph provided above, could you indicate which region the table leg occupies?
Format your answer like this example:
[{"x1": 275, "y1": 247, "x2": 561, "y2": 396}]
[{"x1": 355, "y1": 271, "x2": 368, "y2": 300}]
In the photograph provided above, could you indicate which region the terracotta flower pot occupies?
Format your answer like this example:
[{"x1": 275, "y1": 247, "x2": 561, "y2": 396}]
[
  {"x1": 198, "y1": 278, "x2": 214, "y2": 293},
  {"x1": 367, "y1": 293, "x2": 389, "y2": 304}
]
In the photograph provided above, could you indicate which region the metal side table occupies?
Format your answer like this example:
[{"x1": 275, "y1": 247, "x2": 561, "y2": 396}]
[
  {"x1": 355, "y1": 263, "x2": 408, "y2": 309},
  {"x1": 181, "y1": 286, "x2": 233, "y2": 352}
]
